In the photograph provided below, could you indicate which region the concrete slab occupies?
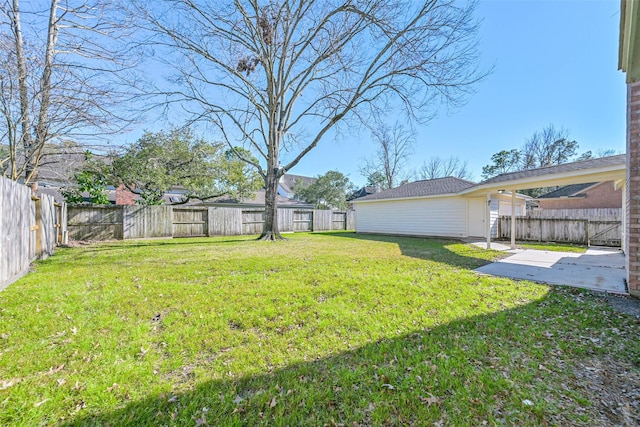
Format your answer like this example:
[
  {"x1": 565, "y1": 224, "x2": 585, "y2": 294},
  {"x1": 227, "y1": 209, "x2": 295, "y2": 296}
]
[
  {"x1": 469, "y1": 241, "x2": 522, "y2": 252},
  {"x1": 475, "y1": 248, "x2": 627, "y2": 294}
]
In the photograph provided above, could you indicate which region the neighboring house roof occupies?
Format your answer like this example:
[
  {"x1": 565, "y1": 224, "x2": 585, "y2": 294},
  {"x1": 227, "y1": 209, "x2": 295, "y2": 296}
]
[
  {"x1": 205, "y1": 188, "x2": 313, "y2": 208},
  {"x1": 354, "y1": 177, "x2": 477, "y2": 202},
  {"x1": 479, "y1": 155, "x2": 626, "y2": 185},
  {"x1": 536, "y1": 182, "x2": 597, "y2": 199},
  {"x1": 279, "y1": 173, "x2": 317, "y2": 197}
]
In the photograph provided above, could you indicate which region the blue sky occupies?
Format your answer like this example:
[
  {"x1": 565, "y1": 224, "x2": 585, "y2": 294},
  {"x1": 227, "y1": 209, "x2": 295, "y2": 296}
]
[{"x1": 291, "y1": 0, "x2": 626, "y2": 186}]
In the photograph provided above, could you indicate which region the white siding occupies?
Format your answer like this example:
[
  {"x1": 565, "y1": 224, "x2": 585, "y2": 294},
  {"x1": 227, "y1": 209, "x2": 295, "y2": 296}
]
[
  {"x1": 355, "y1": 197, "x2": 468, "y2": 237},
  {"x1": 489, "y1": 199, "x2": 500, "y2": 238}
]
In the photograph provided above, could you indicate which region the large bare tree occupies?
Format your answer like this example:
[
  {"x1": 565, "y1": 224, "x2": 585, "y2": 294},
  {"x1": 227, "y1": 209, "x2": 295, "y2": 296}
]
[
  {"x1": 360, "y1": 122, "x2": 415, "y2": 189},
  {"x1": 0, "y1": 0, "x2": 140, "y2": 183},
  {"x1": 418, "y1": 155, "x2": 471, "y2": 180},
  {"x1": 136, "y1": 0, "x2": 485, "y2": 240}
]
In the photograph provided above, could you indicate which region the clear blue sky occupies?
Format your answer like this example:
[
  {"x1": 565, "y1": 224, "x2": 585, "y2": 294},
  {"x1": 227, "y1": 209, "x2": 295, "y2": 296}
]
[{"x1": 291, "y1": 0, "x2": 626, "y2": 187}]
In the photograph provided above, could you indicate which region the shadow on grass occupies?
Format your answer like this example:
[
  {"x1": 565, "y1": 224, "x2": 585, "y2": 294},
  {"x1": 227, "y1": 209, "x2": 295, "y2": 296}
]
[
  {"x1": 60, "y1": 289, "x2": 631, "y2": 426},
  {"x1": 320, "y1": 231, "x2": 499, "y2": 270}
]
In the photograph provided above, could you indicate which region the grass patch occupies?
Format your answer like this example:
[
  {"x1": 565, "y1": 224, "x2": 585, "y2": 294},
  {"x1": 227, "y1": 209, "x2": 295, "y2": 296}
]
[
  {"x1": 497, "y1": 240, "x2": 589, "y2": 253},
  {"x1": 0, "y1": 232, "x2": 638, "y2": 426}
]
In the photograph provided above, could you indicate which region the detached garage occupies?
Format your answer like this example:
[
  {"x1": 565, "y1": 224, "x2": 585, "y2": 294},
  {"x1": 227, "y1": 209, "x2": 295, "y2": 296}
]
[{"x1": 353, "y1": 177, "x2": 527, "y2": 239}]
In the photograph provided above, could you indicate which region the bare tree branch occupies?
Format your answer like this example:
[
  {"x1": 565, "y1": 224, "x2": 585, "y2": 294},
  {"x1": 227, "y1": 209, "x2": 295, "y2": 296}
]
[{"x1": 133, "y1": 0, "x2": 487, "y2": 239}]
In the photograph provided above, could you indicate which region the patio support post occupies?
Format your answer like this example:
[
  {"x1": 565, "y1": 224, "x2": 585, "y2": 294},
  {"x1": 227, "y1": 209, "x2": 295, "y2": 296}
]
[
  {"x1": 511, "y1": 189, "x2": 516, "y2": 249},
  {"x1": 486, "y1": 192, "x2": 491, "y2": 249}
]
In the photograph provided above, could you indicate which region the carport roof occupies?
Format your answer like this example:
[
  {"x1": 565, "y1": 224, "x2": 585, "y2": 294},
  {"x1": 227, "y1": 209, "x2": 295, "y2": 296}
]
[
  {"x1": 460, "y1": 154, "x2": 626, "y2": 196},
  {"x1": 479, "y1": 155, "x2": 626, "y2": 185},
  {"x1": 352, "y1": 154, "x2": 627, "y2": 202}
]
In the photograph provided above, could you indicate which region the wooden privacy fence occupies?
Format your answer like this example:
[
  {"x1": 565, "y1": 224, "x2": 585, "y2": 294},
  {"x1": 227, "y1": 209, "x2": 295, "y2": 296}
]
[
  {"x1": 1, "y1": 177, "x2": 67, "y2": 288},
  {"x1": 498, "y1": 215, "x2": 622, "y2": 246},
  {"x1": 67, "y1": 205, "x2": 356, "y2": 241}
]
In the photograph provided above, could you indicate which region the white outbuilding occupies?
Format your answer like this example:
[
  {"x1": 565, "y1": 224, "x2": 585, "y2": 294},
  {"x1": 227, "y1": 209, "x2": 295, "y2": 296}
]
[{"x1": 352, "y1": 177, "x2": 527, "y2": 239}]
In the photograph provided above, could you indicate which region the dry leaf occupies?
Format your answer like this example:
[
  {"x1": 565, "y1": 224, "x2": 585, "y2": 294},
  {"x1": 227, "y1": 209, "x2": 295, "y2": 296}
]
[
  {"x1": 1, "y1": 379, "x2": 16, "y2": 390},
  {"x1": 56, "y1": 378, "x2": 66, "y2": 387},
  {"x1": 48, "y1": 364, "x2": 65, "y2": 375},
  {"x1": 421, "y1": 393, "x2": 441, "y2": 407},
  {"x1": 138, "y1": 347, "x2": 149, "y2": 358},
  {"x1": 194, "y1": 413, "x2": 207, "y2": 426},
  {"x1": 269, "y1": 397, "x2": 277, "y2": 408},
  {"x1": 106, "y1": 383, "x2": 118, "y2": 392},
  {"x1": 34, "y1": 398, "x2": 50, "y2": 407},
  {"x1": 381, "y1": 384, "x2": 395, "y2": 390}
]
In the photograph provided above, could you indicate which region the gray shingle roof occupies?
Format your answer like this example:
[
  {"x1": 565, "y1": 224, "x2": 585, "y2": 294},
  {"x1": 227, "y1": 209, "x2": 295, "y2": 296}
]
[
  {"x1": 537, "y1": 182, "x2": 597, "y2": 199},
  {"x1": 479, "y1": 155, "x2": 626, "y2": 185},
  {"x1": 354, "y1": 177, "x2": 476, "y2": 202}
]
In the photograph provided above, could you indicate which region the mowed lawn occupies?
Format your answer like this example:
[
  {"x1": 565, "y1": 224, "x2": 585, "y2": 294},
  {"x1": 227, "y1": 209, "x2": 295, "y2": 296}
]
[{"x1": 1, "y1": 233, "x2": 639, "y2": 426}]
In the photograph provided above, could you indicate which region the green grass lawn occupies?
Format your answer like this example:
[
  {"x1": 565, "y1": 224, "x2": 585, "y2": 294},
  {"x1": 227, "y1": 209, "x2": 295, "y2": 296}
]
[
  {"x1": 495, "y1": 240, "x2": 589, "y2": 253},
  {"x1": 1, "y1": 232, "x2": 638, "y2": 426}
]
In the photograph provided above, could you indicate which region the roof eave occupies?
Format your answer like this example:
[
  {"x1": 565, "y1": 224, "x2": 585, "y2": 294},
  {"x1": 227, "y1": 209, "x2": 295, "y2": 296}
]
[
  {"x1": 459, "y1": 164, "x2": 626, "y2": 197},
  {"x1": 619, "y1": 0, "x2": 640, "y2": 83},
  {"x1": 352, "y1": 193, "x2": 462, "y2": 204}
]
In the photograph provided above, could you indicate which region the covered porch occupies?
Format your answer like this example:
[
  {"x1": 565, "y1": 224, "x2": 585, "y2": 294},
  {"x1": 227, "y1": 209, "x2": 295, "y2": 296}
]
[{"x1": 460, "y1": 155, "x2": 626, "y2": 251}]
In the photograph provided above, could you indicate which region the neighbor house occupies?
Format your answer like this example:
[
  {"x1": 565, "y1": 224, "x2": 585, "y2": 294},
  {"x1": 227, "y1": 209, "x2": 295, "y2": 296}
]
[
  {"x1": 203, "y1": 173, "x2": 315, "y2": 209},
  {"x1": 352, "y1": 176, "x2": 527, "y2": 239},
  {"x1": 534, "y1": 181, "x2": 622, "y2": 210}
]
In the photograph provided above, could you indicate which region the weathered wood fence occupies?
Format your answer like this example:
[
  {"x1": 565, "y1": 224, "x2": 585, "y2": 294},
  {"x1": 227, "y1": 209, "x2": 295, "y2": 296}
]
[
  {"x1": 498, "y1": 214, "x2": 622, "y2": 246},
  {"x1": 527, "y1": 208, "x2": 622, "y2": 218},
  {"x1": 67, "y1": 205, "x2": 355, "y2": 241},
  {"x1": 1, "y1": 177, "x2": 67, "y2": 288}
]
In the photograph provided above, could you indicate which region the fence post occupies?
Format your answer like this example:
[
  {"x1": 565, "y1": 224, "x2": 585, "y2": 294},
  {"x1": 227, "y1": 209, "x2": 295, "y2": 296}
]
[
  {"x1": 585, "y1": 219, "x2": 590, "y2": 246},
  {"x1": 539, "y1": 217, "x2": 542, "y2": 242},
  {"x1": 31, "y1": 195, "x2": 42, "y2": 258}
]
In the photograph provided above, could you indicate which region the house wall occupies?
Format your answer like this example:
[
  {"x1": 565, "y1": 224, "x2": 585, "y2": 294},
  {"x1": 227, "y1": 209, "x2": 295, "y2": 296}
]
[
  {"x1": 115, "y1": 184, "x2": 136, "y2": 205},
  {"x1": 627, "y1": 82, "x2": 640, "y2": 297},
  {"x1": 355, "y1": 197, "x2": 468, "y2": 237},
  {"x1": 538, "y1": 181, "x2": 622, "y2": 210}
]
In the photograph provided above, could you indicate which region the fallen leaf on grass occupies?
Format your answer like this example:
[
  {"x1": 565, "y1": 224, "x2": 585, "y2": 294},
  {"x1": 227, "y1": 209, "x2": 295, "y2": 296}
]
[
  {"x1": 106, "y1": 383, "x2": 118, "y2": 392},
  {"x1": 34, "y1": 398, "x2": 50, "y2": 407},
  {"x1": 194, "y1": 413, "x2": 207, "y2": 426},
  {"x1": 269, "y1": 397, "x2": 277, "y2": 408},
  {"x1": 138, "y1": 347, "x2": 149, "y2": 358},
  {"x1": 421, "y1": 393, "x2": 441, "y2": 407},
  {"x1": 522, "y1": 399, "x2": 534, "y2": 406},
  {"x1": 381, "y1": 384, "x2": 395, "y2": 390},
  {"x1": 1, "y1": 379, "x2": 17, "y2": 390},
  {"x1": 48, "y1": 364, "x2": 65, "y2": 375},
  {"x1": 56, "y1": 379, "x2": 66, "y2": 387}
]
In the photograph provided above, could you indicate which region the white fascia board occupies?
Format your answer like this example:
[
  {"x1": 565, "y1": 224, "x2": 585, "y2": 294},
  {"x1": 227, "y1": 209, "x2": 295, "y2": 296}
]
[{"x1": 352, "y1": 193, "x2": 459, "y2": 204}]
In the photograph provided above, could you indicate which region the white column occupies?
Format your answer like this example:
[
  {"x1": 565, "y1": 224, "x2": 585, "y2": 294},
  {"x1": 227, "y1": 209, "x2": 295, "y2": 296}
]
[
  {"x1": 486, "y1": 192, "x2": 491, "y2": 249},
  {"x1": 511, "y1": 189, "x2": 516, "y2": 249}
]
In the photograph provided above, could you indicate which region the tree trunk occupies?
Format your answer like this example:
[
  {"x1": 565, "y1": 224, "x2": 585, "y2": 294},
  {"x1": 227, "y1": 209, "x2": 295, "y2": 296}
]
[
  {"x1": 10, "y1": 0, "x2": 34, "y2": 182},
  {"x1": 259, "y1": 167, "x2": 285, "y2": 240}
]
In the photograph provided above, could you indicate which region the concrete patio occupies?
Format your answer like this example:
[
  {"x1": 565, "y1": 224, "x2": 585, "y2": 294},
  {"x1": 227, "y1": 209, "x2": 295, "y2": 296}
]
[{"x1": 473, "y1": 244, "x2": 627, "y2": 294}]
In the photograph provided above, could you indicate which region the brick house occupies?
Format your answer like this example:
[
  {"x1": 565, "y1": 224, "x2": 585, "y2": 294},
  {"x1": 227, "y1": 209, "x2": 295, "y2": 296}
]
[
  {"x1": 620, "y1": 0, "x2": 640, "y2": 297},
  {"x1": 535, "y1": 181, "x2": 622, "y2": 210}
]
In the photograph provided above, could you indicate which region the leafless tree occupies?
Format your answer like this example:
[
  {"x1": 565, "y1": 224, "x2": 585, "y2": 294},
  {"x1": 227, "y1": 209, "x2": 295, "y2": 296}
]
[
  {"x1": 520, "y1": 124, "x2": 577, "y2": 170},
  {"x1": 134, "y1": 0, "x2": 485, "y2": 239},
  {"x1": 0, "y1": 0, "x2": 141, "y2": 183},
  {"x1": 418, "y1": 155, "x2": 471, "y2": 180},
  {"x1": 360, "y1": 122, "x2": 415, "y2": 189}
]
